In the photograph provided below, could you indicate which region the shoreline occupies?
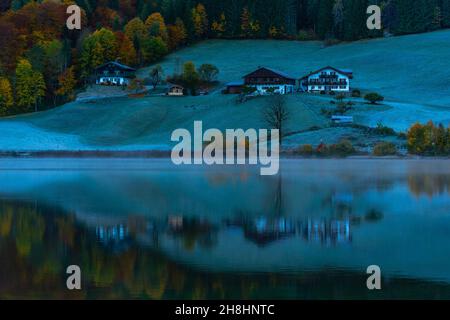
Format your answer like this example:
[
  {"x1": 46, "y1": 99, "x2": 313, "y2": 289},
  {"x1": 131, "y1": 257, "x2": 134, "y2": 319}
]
[{"x1": 0, "y1": 150, "x2": 448, "y2": 160}]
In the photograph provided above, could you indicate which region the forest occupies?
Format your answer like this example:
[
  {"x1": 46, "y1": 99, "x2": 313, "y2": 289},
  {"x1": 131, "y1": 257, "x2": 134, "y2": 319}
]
[{"x1": 1, "y1": 0, "x2": 450, "y2": 116}]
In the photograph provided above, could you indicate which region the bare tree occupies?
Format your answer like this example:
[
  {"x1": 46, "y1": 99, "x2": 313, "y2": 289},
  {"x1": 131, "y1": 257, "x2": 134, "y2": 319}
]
[
  {"x1": 262, "y1": 95, "x2": 290, "y2": 145},
  {"x1": 149, "y1": 65, "x2": 164, "y2": 90}
]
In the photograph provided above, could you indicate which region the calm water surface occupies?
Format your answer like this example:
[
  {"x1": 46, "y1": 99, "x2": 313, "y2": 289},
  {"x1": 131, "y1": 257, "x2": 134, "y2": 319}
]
[{"x1": 0, "y1": 158, "x2": 449, "y2": 299}]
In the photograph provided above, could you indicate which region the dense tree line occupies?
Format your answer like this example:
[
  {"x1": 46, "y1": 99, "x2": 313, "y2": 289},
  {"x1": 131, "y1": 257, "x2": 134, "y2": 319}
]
[{"x1": 1, "y1": 0, "x2": 450, "y2": 116}]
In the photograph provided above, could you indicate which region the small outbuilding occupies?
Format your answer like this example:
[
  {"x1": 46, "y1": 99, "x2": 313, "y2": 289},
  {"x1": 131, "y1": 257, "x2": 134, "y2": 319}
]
[
  {"x1": 167, "y1": 84, "x2": 184, "y2": 96},
  {"x1": 225, "y1": 81, "x2": 244, "y2": 94}
]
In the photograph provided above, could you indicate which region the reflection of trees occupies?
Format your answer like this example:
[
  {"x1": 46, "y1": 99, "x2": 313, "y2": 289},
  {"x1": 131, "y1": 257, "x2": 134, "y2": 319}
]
[
  {"x1": 167, "y1": 216, "x2": 218, "y2": 251},
  {"x1": 408, "y1": 174, "x2": 450, "y2": 198},
  {"x1": 0, "y1": 199, "x2": 449, "y2": 299}
]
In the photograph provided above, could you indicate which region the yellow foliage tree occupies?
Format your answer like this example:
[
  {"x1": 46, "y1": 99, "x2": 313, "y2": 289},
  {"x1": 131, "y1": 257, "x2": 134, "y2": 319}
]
[
  {"x1": 15, "y1": 59, "x2": 46, "y2": 112},
  {"x1": 192, "y1": 3, "x2": 208, "y2": 38},
  {"x1": 0, "y1": 77, "x2": 14, "y2": 116},
  {"x1": 211, "y1": 12, "x2": 226, "y2": 37},
  {"x1": 116, "y1": 32, "x2": 137, "y2": 66},
  {"x1": 145, "y1": 12, "x2": 169, "y2": 44},
  {"x1": 56, "y1": 66, "x2": 76, "y2": 100},
  {"x1": 168, "y1": 18, "x2": 187, "y2": 49}
]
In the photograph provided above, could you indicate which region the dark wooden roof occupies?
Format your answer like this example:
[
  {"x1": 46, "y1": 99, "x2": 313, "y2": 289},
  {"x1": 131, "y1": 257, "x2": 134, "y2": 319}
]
[
  {"x1": 243, "y1": 67, "x2": 295, "y2": 81},
  {"x1": 95, "y1": 61, "x2": 136, "y2": 72}
]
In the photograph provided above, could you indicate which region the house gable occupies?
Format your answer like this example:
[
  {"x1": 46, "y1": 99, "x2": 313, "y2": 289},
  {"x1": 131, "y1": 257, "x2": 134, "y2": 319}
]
[{"x1": 243, "y1": 67, "x2": 296, "y2": 85}]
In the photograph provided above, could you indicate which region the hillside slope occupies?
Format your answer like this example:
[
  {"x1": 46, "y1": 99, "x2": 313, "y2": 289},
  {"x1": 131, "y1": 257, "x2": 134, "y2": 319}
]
[{"x1": 1, "y1": 30, "x2": 450, "y2": 151}]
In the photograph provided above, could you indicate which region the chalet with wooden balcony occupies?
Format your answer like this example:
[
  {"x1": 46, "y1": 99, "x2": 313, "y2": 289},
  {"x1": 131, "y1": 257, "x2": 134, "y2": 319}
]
[
  {"x1": 226, "y1": 67, "x2": 296, "y2": 95},
  {"x1": 300, "y1": 66, "x2": 353, "y2": 93},
  {"x1": 94, "y1": 61, "x2": 136, "y2": 86}
]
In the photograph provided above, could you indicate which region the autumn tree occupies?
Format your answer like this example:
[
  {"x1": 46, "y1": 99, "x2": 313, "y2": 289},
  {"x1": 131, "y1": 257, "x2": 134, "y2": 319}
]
[
  {"x1": 408, "y1": 121, "x2": 450, "y2": 155},
  {"x1": 55, "y1": 66, "x2": 76, "y2": 101},
  {"x1": 192, "y1": 3, "x2": 208, "y2": 38},
  {"x1": 167, "y1": 18, "x2": 187, "y2": 50},
  {"x1": 211, "y1": 12, "x2": 226, "y2": 37},
  {"x1": 141, "y1": 37, "x2": 168, "y2": 64},
  {"x1": 0, "y1": 20, "x2": 23, "y2": 73},
  {"x1": 0, "y1": 77, "x2": 13, "y2": 116},
  {"x1": 145, "y1": 12, "x2": 169, "y2": 44},
  {"x1": 124, "y1": 17, "x2": 149, "y2": 65},
  {"x1": 115, "y1": 31, "x2": 137, "y2": 66},
  {"x1": 240, "y1": 6, "x2": 260, "y2": 37},
  {"x1": 79, "y1": 28, "x2": 118, "y2": 82},
  {"x1": 15, "y1": 59, "x2": 46, "y2": 112}
]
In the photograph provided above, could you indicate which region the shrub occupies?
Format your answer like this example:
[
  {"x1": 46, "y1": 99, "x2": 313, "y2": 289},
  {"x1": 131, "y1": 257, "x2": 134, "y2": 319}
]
[
  {"x1": 335, "y1": 94, "x2": 346, "y2": 102},
  {"x1": 322, "y1": 139, "x2": 356, "y2": 157},
  {"x1": 333, "y1": 139, "x2": 355, "y2": 156},
  {"x1": 373, "y1": 122, "x2": 396, "y2": 136},
  {"x1": 373, "y1": 142, "x2": 397, "y2": 156},
  {"x1": 364, "y1": 92, "x2": 384, "y2": 104},
  {"x1": 352, "y1": 89, "x2": 361, "y2": 97},
  {"x1": 297, "y1": 144, "x2": 314, "y2": 156},
  {"x1": 336, "y1": 103, "x2": 351, "y2": 115},
  {"x1": 297, "y1": 29, "x2": 317, "y2": 41},
  {"x1": 242, "y1": 85, "x2": 257, "y2": 95}
]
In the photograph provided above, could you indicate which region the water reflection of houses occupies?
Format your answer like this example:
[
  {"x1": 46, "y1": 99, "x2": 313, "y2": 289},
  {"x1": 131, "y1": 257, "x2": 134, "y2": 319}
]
[
  {"x1": 93, "y1": 214, "x2": 352, "y2": 250},
  {"x1": 299, "y1": 219, "x2": 351, "y2": 245},
  {"x1": 241, "y1": 217, "x2": 296, "y2": 247},
  {"x1": 227, "y1": 216, "x2": 351, "y2": 247},
  {"x1": 96, "y1": 224, "x2": 129, "y2": 244}
]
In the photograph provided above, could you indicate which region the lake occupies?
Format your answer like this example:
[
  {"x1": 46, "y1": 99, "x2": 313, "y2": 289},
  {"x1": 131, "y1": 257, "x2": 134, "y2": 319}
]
[{"x1": 0, "y1": 158, "x2": 449, "y2": 299}]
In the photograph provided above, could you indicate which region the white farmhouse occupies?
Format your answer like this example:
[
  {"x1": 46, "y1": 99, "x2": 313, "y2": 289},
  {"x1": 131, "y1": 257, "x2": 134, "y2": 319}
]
[{"x1": 300, "y1": 66, "x2": 353, "y2": 93}]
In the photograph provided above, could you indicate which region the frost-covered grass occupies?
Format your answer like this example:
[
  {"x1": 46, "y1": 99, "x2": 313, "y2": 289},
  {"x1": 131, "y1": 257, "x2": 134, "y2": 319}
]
[
  {"x1": 139, "y1": 29, "x2": 450, "y2": 106},
  {"x1": 1, "y1": 30, "x2": 450, "y2": 151},
  {"x1": 0, "y1": 94, "x2": 328, "y2": 150}
]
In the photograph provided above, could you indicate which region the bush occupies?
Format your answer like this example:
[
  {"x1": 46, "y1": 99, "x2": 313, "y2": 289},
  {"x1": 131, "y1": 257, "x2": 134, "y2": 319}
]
[
  {"x1": 364, "y1": 92, "x2": 384, "y2": 104},
  {"x1": 336, "y1": 103, "x2": 351, "y2": 115},
  {"x1": 373, "y1": 122, "x2": 396, "y2": 136},
  {"x1": 319, "y1": 139, "x2": 356, "y2": 157},
  {"x1": 352, "y1": 89, "x2": 361, "y2": 97},
  {"x1": 373, "y1": 142, "x2": 397, "y2": 156},
  {"x1": 297, "y1": 144, "x2": 314, "y2": 156},
  {"x1": 333, "y1": 139, "x2": 355, "y2": 156},
  {"x1": 297, "y1": 29, "x2": 317, "y2": 41}
]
